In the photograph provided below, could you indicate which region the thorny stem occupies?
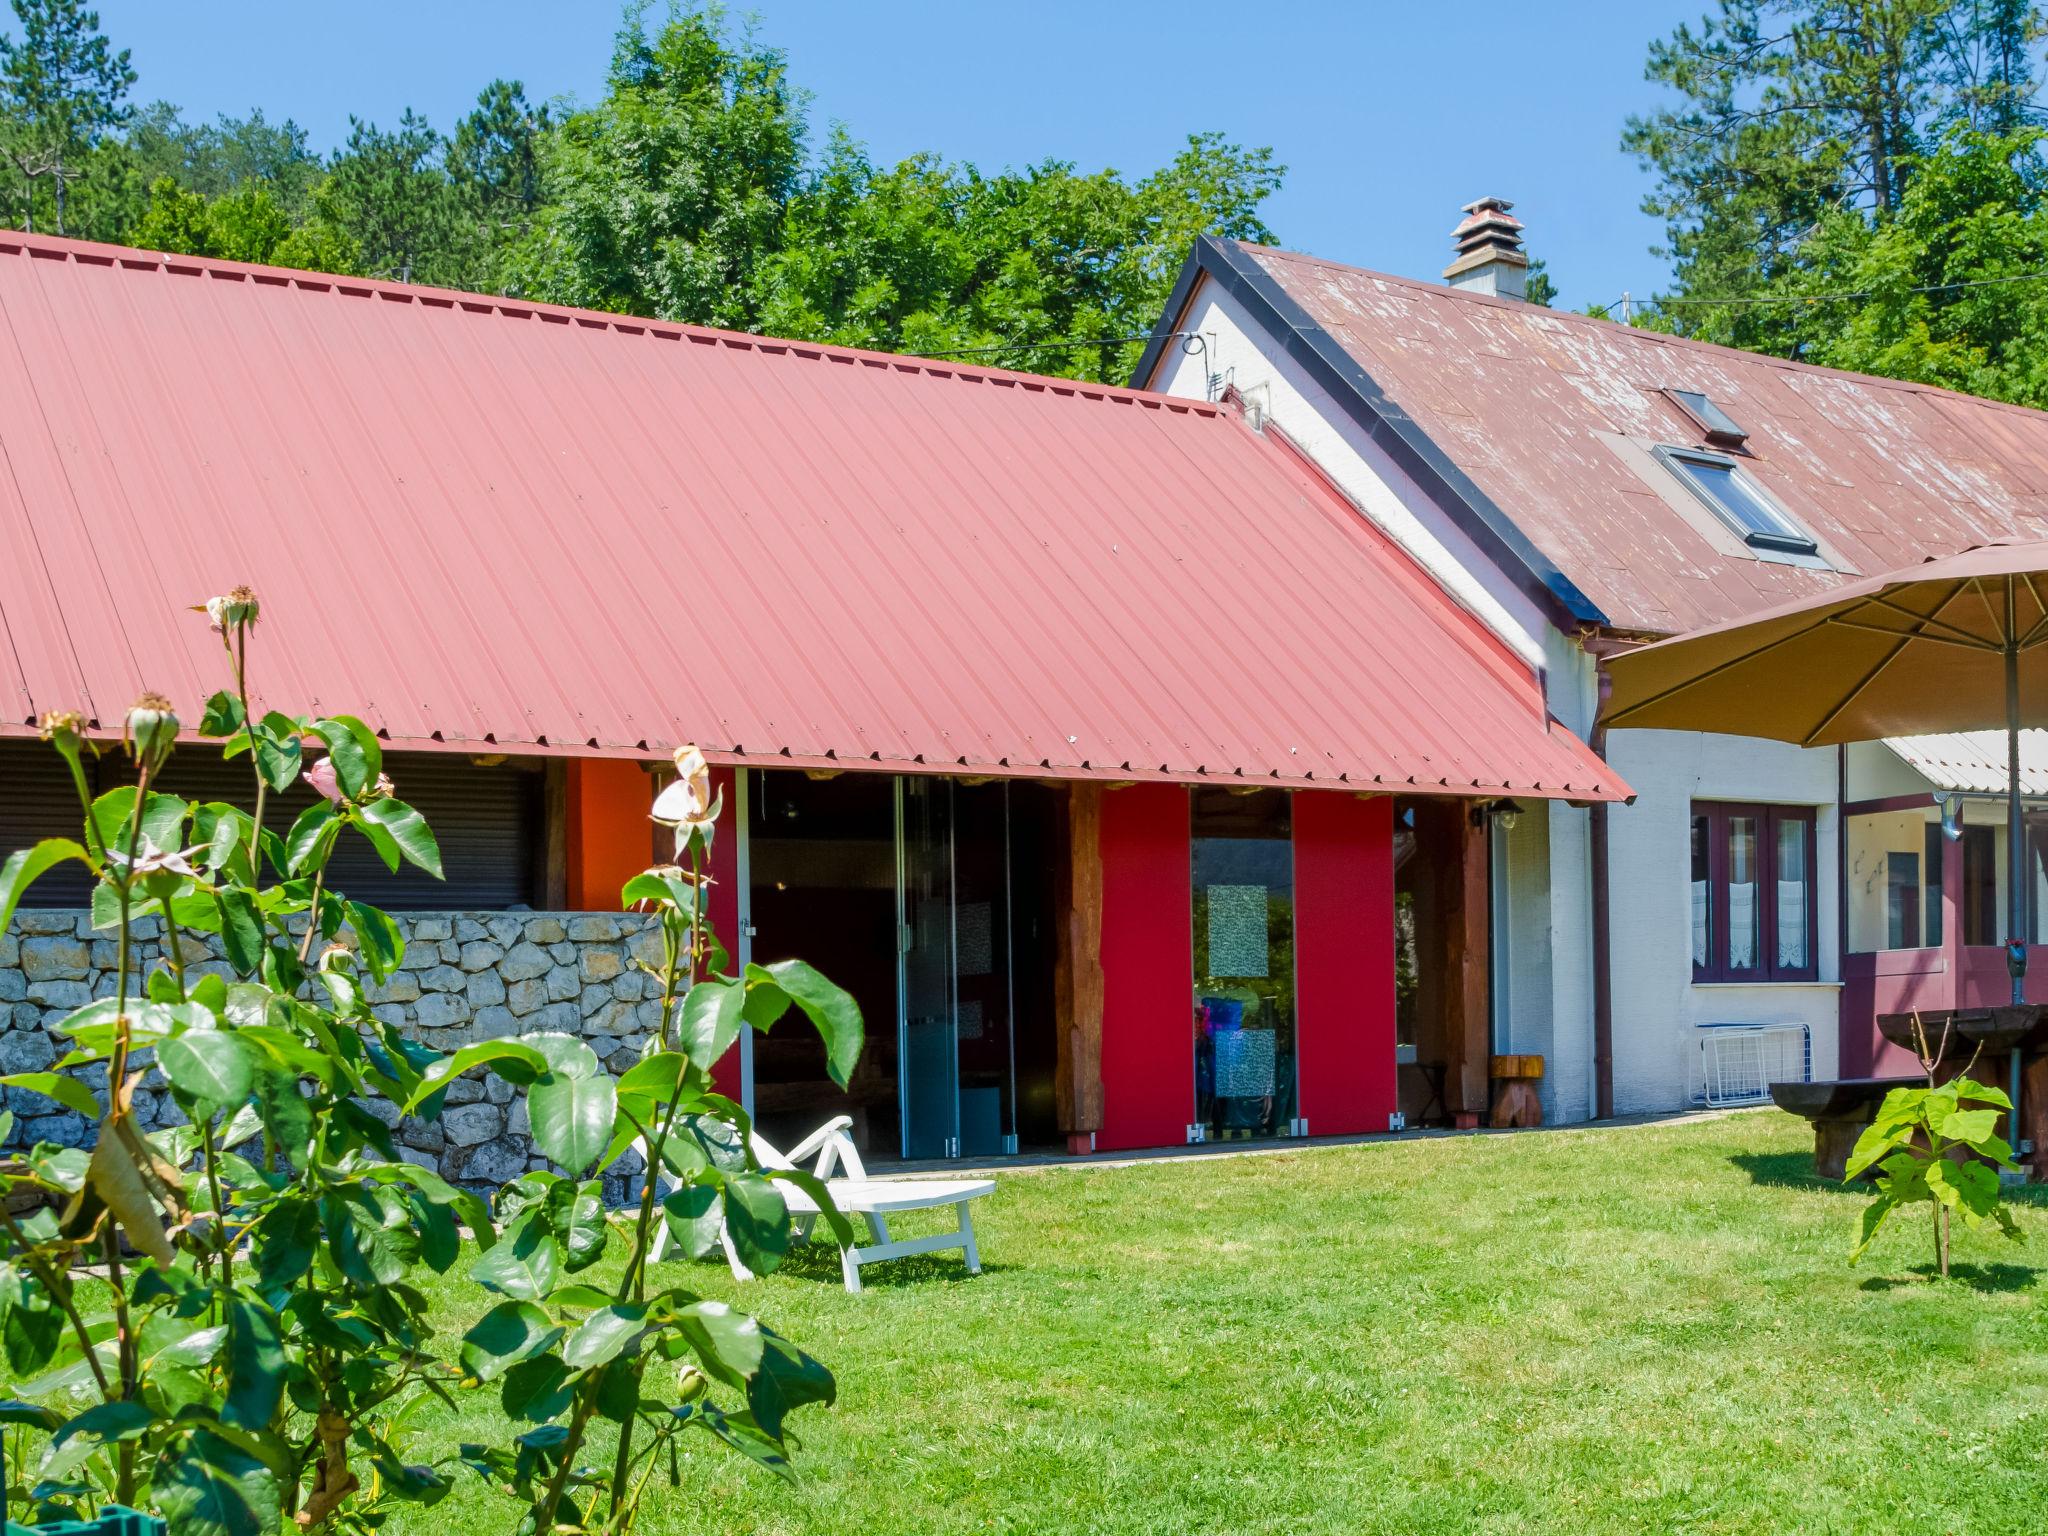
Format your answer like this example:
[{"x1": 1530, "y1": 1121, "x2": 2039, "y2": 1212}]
[
  {"x1": 604, "y1": 834, "x2": 709, "y2": 1522},
  {"x1": 101, "y1": 1225, "x2": 136, "y2": 1505},
  {"x1": 158, "y1": 897, "x2": 190, "y2": 1000},
  {"x1": 533, "y1": 1388, "x2": 599, "y2": 1536},
  {"x1": 232, "y1": 622, "x2": 270, "y2": 874},
  {"x1": 297, "y1": 867, "x2": 327, "y2": 965},
  {"x1": 199, "y1": 1113, "x2": 234, "y2": 1299}
]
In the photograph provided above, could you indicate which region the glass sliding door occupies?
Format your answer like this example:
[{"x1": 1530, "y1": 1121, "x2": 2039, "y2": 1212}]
[
  {"x1": 1191, "y1": 787, "x2": 1297, "y2": 1141},
  {"x1": 953, "y1": 783, "x2": 1016, "y2": 1155},
  {"x1": 898, "y1": 776, "x2": 960, "y2": 1159}
]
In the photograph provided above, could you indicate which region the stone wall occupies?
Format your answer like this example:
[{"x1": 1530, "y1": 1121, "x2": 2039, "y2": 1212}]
[{"x1": 0, "y1": 909, "x2": 665, "y2": 1198}]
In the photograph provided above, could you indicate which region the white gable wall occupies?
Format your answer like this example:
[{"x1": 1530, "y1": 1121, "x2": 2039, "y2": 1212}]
[
  {"x1": 1146, "y1": 271, "x2": 1842, "y2": 1120},
  {"x1": 1603, "y1": 731, "x2": 1843, "y2": 1112}
]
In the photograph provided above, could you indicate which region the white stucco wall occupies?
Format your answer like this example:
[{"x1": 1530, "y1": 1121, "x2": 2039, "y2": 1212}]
[
  {"x1": 1602, "y1": 731, "x2": 1843, "y2": 1113},
  {"x1": 1145, "y1": 271, "x2": 1844, "y2": 1120}
]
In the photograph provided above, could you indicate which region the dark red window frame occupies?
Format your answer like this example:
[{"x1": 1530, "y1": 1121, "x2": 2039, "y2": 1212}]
[{"x1": 1691, "y1": 801, "x2": 1818, "y2": 983}]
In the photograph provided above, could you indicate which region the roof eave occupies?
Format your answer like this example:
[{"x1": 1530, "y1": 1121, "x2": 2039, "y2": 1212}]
[{"x1": 1135, "y1": 236, "x2": 1609, "y2": 637}]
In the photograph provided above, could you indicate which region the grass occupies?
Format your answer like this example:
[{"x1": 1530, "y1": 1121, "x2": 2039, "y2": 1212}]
[{"x1": 390, "y1": 1111, "x2": 2048, "y2": 1536}]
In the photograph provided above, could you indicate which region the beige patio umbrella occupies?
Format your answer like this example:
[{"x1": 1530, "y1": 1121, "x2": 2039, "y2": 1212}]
[{"x1": 1604, "y1": 537, "x2": 2048, "y2": 1012}]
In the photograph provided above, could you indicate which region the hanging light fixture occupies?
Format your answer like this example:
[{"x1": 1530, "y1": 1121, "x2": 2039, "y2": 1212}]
[{"x1": 1938, "y1": 790, "x2": 1965, "y2": 842}]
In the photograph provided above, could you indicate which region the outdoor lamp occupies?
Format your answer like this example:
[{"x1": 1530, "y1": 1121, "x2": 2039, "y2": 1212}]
[
  {"x1": 1494, "y1": 798, "x2": 1524, "y2": 832},
  {"x1": 1938, "y1": 791, "x2": 1964, "y2": 842}
]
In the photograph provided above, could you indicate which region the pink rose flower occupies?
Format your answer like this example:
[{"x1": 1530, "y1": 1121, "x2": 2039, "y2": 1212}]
[{"x1": 303, "y1": 757, "x2": 343, "y2": 803}]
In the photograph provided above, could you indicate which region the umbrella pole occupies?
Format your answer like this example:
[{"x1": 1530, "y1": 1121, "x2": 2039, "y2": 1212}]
[{"x1": 2008, "y1": 581, "x2": 2028, "y2": 1172}]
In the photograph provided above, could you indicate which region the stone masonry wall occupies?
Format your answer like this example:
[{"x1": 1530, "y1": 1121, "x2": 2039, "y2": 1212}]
[{"x1": 0, "y1": 909, "x2": 665, "y2": 1199}]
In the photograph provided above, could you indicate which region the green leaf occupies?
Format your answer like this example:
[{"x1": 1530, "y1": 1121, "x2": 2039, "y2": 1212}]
[
  {"x1": 154, "y1": 1427, "x2": 280, "y2": 1536},
  {"x1": 324, "y1": 1189, "x2": 419, "y2": 1288},
  {"x1": 215, "y1": 886, "x2": 264, "y2": 976},
  {"x1": 0, "y1": 838, "x2": 91, "y2": 936},
  {"x1": 285, "y1": 803, "x2": 338, "y2": 875},
  {"x1": 309, "y1": 716, "x2": 381, "y2": 798},
  {"x1": 223, "y1": 1298, "x2": 286, "y2": 1430},
  {"x1": 562, "y1": 1303, "x2": 648, "y2": 1370},
  {"x1": 347, "y1": 899, "x2": 406, "y2": 981},
  {"x1": 1850, "y1": 1194, "x2": 1899, "y2": 1263},
  {"x1": 358, "y1": 796, "x2": 443, "y2": 878},
  {"x1": 157, "y1": 1031, "x2": 255, "y2": 1107},
  {"x1": 767, "y1": 1166, "x2": 854, "y2": 1247},
  {"x1": 748, "y1": 1328, "x2": 836, "y2": 1438},
  {"x1": 678, "y1": 978, "x2": 747, "y2": 1070},
  {"x1": 462, "y1": 1301, "x2": 563, "y2": 1382},
  {"x1": 1950, "y1": 1076, "x2": 2013, "y2": 1111},
  {"x1": 722, "y1": 1171, "x2": 791, "y2": 1275},
  {"x1": 254, "y1": 1197, "x2": 319, "y2": 1289},
  {"x1": 674, "y1": 1299, "x2": 764, "y2": 1389},
  {"x1": 0, "y1": 1398, "x2": 58, "y2": 1431},
  {"x1": 1935, "y1": 1106, "x2": 2001, "y2": 1146},
  {"x1": 500, "y1": 1355, "x2": 576, "y2": 1423},
  {"x1": 254, "y1": 730, "x2": 302, "y2": 794},
  {"x1": 91, "y1": 787, "x2": 190, "y2": 859},
  {"x1": 0, "y1": 1071, "x2": 99, "y2": 1118},
  {"x1": 251, "y1": 1060, "x2": 315, "y2": 1167},
  {"x1": 199, "y1": 690, "x2": 246, "y2": 737},
  {"x1": 1844, "y1": 1121, "x2": 1909, "y2": 1181},
  {"x1": 661, "y1": 1184, "x2": 725, "y2": 1261},
  {"x1": 525, "y1": 1030, "x2": 601, "y2": 1080},
  {"x1": 471, "y1": 1211, "x2": 562, "y2": 1301},
  {"x1": 551, "y1": 1178, "x2": 610, "y2": 1271},
  {"x1": 39, "y1": 1398, "x2": 152, "y2": 1481},
  {"x1": 751, "y1": 959, "x2": 863, "y2": 1087},
  {"x1": 404, "y1": 1037, "x2": 551, "y2": 1110},
  {"x1": 530, "y1": 1070, "x2": 617, "y2": 1175}
]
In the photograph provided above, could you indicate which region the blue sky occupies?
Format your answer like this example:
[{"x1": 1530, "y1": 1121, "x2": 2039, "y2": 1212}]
[{"x1": 89, "y1": 0, "x2": 1704, "y2": 313}]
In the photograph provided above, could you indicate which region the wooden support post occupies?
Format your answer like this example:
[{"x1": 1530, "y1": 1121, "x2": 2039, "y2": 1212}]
[
  {"x1": 1054, "y1": 783, "x2": 1106, "y2": 1153},
  {"x1": 539, "y1": 759, "x2": 569, "y2": 911},
  {"x1": 1445, "y1": 810, "x2": 1491, "y2": 1128}
]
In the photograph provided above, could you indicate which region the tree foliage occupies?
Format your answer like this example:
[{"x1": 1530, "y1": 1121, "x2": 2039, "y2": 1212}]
[
  {"x1": 0, "y1": 0, "x2": 132, "y2": 236},
  {"x1": 0, "y1": 1, "x2": 1278, "y2": 383},
  {"x1": 1627, "y1": 0, "x2": 2048, "y2": 404}
]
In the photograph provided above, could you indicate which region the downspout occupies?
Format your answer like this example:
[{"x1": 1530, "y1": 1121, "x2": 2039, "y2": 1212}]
[{"x1": 1591, "y1": 659, "x2": 1615, "y2": 1121}]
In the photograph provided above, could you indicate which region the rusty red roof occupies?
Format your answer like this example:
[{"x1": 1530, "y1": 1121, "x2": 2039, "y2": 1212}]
[
  {"x1": 0, "y1": 232, "x2": 1624, "y2": 802},
  {"x1": 1203, "y1": 239, "x2": 2048, "y2": 637}
]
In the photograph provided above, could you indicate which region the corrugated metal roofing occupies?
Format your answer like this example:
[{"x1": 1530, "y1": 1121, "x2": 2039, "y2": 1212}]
[
  {"x1": 1884, "y1": 732, "x2": 2048, "y2": 796},
  {"x1": 1240, "y1": 241, "x2": 2048, "y2": 638},
  {"x1": 0, "y1": 232, "x2": 1624, "y2": 802}
]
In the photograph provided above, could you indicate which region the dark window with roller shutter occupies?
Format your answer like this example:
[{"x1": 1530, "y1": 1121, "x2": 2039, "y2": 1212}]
[{"x1": 2, "y1": 741, "x2": 541, "y2": 910}]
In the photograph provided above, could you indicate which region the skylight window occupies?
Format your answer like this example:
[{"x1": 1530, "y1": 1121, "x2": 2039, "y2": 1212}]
[
  {"x1": 1654, "y1": 446, "x2": 1818, "y2": 557},
  {"x1": 1666, "y1": 389, "x2": 1749, "y2": 450}
]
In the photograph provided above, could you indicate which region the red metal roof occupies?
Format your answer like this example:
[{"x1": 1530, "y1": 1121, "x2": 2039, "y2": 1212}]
[
  {"x1": 1243, "y1": 242, "x2": 2048, "y2": 637},
  {"x1": 0, "y1": 232, "x2": 1624, "y2": 802}
]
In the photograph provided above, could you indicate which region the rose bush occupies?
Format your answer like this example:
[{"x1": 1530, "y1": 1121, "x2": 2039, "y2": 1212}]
[{"x1": 0, "y1": 593, "x2": 860, "y2": 1534}]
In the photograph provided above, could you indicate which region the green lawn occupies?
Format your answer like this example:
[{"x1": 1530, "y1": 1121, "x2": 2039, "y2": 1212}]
[{"x1": 394, "y1": 1111, "x2": 2048, "y2": 1536}]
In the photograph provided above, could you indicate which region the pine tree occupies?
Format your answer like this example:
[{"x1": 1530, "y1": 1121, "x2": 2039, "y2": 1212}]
[{"x1": 0, "y1": 0, "x2": 132, "y2": 234}]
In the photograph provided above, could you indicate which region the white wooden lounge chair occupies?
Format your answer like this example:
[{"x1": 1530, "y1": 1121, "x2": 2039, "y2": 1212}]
[{"x1": 647, "y1": 1114, "x2": 994, "y2": 1294}]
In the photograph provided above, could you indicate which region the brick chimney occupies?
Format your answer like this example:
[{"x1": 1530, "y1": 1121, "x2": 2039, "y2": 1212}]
[{"x1": 1443, "y1": 196, "x2": 1527, "y2": 300}]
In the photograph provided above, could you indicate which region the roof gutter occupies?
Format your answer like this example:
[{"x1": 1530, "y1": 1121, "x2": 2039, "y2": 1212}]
[{"x1": 1133, "y1": 236, "x2": 1609, "y2": 638}]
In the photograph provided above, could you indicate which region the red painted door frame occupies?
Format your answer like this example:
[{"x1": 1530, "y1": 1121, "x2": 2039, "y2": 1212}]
[
  {"x1": 1295, "y1": 793, "x2": 1397, "y2": 1135},
  {"x1": 1097, "y1": 783, "x2": 1194, "y2": 1151}
]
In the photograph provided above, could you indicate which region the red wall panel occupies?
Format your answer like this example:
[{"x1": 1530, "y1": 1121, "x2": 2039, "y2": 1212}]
[
  {"x1": 565, "y1": 758, "x2": 653, "y2": 911},
  {"x1": 1098, "y1": 783, "x2": 1193, "y2": 1151},
  {"x1": 1294, "y1": 793, "x2": 1397, "y2": 1135}
]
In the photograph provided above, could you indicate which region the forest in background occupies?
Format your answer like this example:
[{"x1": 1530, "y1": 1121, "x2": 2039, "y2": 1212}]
[
  {"x1": 0, "y1": 0, "x2": 1281, "y2": 383},
  {"x1": 12, "y1": 1, "x2": 2048, "y2": 403}
]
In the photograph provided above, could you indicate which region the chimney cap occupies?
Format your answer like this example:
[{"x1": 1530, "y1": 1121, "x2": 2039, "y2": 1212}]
[{"x1": 1445, "y1": 195, "x2": 1528, "y2": 299}]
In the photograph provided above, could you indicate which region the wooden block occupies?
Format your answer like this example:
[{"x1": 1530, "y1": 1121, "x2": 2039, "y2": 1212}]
[{"x1": 1489, "y1": 1054, "x2": 1545, "y2": 1081}]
